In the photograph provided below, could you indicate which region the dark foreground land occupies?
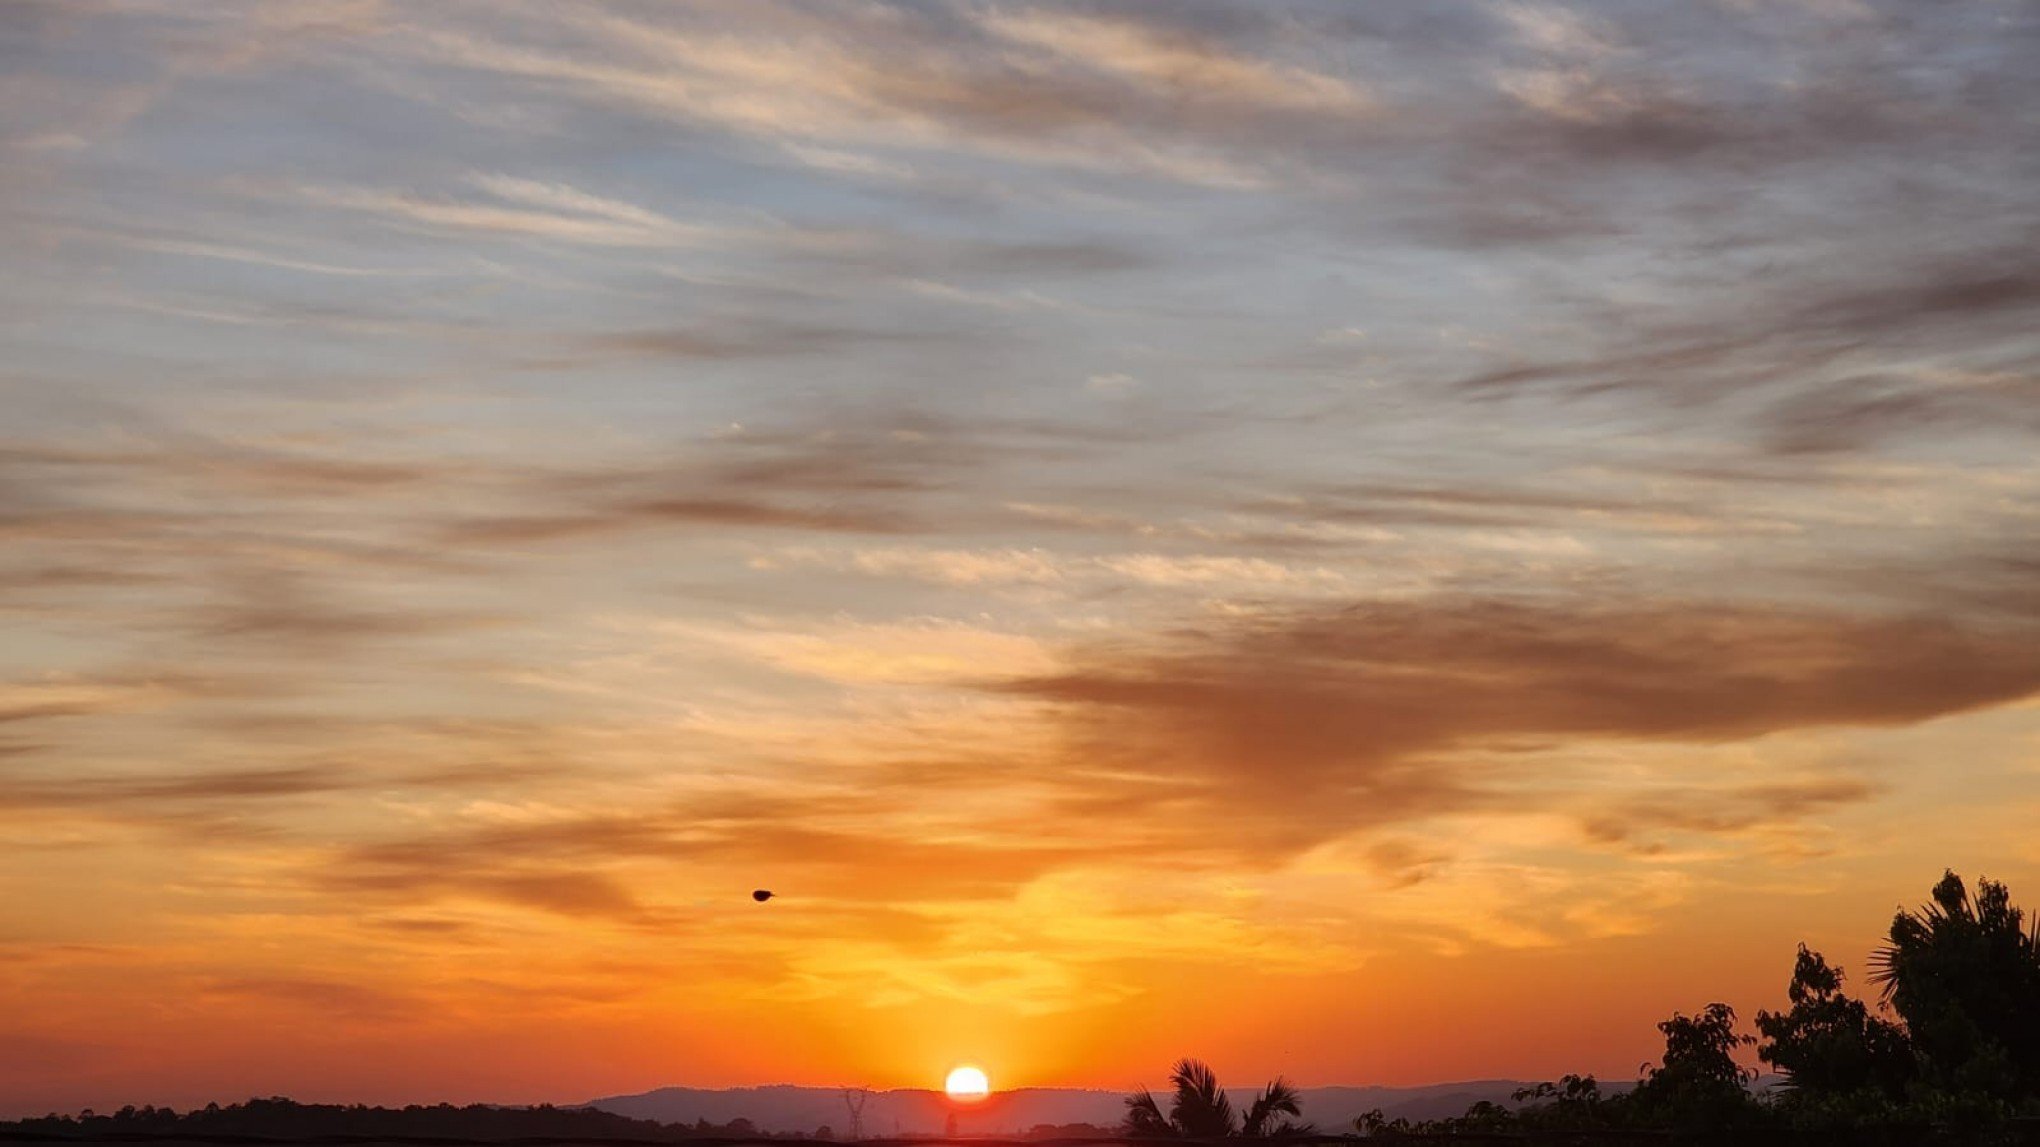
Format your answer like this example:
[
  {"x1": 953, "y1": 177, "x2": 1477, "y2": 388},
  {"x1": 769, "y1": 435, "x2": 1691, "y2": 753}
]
[
  {"x1": 6, "y1": 1104, "x2": 2040, "y2": 1147},
  {"x1": 9, "y1": 1132, "x2": 2040, "y2": 1147}
]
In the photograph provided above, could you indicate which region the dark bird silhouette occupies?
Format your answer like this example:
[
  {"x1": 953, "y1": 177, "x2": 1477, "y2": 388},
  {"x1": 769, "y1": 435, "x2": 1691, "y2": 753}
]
[{"x1": 752, "y1": 889, "x2": 774, "y2": 902}]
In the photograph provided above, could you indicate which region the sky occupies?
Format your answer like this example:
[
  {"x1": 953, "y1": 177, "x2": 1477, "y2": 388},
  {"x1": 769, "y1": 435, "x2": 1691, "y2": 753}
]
[{"x1": 3, "y1": 0, "x2": 2039, "y2": 1118}]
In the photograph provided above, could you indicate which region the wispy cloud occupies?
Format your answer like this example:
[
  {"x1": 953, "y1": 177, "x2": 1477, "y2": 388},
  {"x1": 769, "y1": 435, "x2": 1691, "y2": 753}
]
[
  {"x1": 4, "y1": 0, "x2": 2039, "y2": 1107},
  {"x1": 297, "y1": 174, "x2": 728, "y2": 247}
]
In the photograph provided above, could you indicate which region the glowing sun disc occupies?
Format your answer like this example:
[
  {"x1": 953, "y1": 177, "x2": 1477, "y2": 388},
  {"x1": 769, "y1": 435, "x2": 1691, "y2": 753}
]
[{"x1": 944, "y1": 1065, "x2": 990, "y2": 1101}]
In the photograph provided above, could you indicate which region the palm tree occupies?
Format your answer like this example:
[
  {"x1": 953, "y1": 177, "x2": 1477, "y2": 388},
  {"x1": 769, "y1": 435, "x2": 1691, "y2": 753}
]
[
  {"x1": 1122, "y1": 1088, "x2": 1171, "y2": 1138},
  {"x1": 1868, "y1": 870, "x2": 2040, "y2": 1098},
  {"x1": 1241, "y1": 1079, "x2": 1310, "y2": 1138},
  {"x1": 1166, "y1": 1059, "x2": 1236, "y2": 1138},
  {"x1": 1122, "y1": 1060, "x2": 1309, "y2": 1138}
]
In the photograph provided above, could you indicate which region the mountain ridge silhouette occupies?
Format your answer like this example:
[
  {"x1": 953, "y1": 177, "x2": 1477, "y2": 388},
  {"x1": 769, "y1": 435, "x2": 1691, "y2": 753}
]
[{"x1": 583, "y1": 1081, "x2": 1591, "y2": 1134}]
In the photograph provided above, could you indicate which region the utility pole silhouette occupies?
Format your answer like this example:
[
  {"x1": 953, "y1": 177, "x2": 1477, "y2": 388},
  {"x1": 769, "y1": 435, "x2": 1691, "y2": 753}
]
[{"x1": 840, "y1": 1088, "x2": 870, "y2": 1142}]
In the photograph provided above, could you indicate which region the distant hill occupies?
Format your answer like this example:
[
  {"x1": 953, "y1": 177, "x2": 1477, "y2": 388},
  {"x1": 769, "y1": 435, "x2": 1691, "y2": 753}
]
[{"x1": 583, "y1": 1082, "x2": 1571, "y2": 1135}]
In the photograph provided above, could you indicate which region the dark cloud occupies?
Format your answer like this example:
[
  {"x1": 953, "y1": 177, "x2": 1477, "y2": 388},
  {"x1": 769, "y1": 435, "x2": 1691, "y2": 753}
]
[
  {"x1": 369, "y1": 916, "x2": 476, "y2": 937},
  {"x1": 1582, "y1": 775, "x2": 1882, "y2": 854},
  {"x1": 440, "y1": 502, "x2": 915, "y2": 544},
  {"x1": 0, "y1": 733, "x2": 585, "y2": 846},
  {"x1": 0, "y1": 765, "x2": 354, "y2": 812},
  {"x1": 1443, "y1": 252, "x2": 2040, "y2": 464},
  {"x1": 190, "y1": 576, "x2": 500, "y2": 653},
  {"x1": 948, "y1": 239, "x2": 1154, "y2": 276},
  {"x1": 0, "y1": 563, "x2": 172, "y2": 592},
  {"x1": 541, "y1": 319, "x2": 932, "y2": 365},
  {"x1": 1460, "y1": 256, "x2": 2040, "y2": 398},
  {"x1": 1834, "y1": 539, "x2": 2040, "y2": 625},
  {"x1": 202, "y1": 976, "x2": 411, "y2": 1020},
  {"x1": 434, "y1": 413, "x2": 1116, "y2": 547},
  {"x1": 434, "y1": 440, "x2": 944, "y2": 543},
  {"x1": 1237, "y1": 479, "x2": 1786, "y2": 536},
  {"x1": 998, "y1": 596, "x2": 2040, "y2": 856},
  {"x1": 0, "y1": 440, "x2": 441, "y2": 493},
  {"x1": 0, "y1": 438, "x2": 477, "y2": 583},
  {"x1": 0, "y1": 671, "x2": 262, "y2": 726},
  {"x1": 1363, "y1": 838, "x2": 1453, "y2": 889},
  {"x1": 1757, "y1": 374, "x2": 1966, "y2": 456}
]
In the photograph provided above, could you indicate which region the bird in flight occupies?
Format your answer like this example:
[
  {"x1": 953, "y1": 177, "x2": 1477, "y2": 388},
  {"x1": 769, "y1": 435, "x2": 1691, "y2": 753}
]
[{"x1": 752, "y1": 889, "x2": 774, "y2": 902}]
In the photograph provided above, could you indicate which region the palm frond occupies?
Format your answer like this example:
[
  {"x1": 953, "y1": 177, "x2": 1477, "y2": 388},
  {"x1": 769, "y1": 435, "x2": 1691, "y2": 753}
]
[
  {"x1": 1242, "y1": 1079, "x2": 1302, "y2": 1138},
  {"x1": 1168, "y1": 1058, "x2": 1236, "y2": 1138},
  {"x1": 1122, "y1": 1089, "x2": 1172, "y2": 1138}
]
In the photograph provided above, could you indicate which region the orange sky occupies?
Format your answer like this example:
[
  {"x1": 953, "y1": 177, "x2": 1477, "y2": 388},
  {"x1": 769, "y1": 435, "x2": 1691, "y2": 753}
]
[{"x1": 4, "y1": 0, "x2": 2039, "y2": 1119}]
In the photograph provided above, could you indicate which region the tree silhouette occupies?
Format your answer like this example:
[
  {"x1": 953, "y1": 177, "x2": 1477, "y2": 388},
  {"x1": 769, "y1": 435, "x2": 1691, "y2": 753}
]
[
  {"x1": 1509, "y1": 1074, "x2": 1608, "y2": 1132},
  {"x1": 1756, "y1": 945, "x2": 1912, "y2": 1101},
  {"x1": 1123, "y1": 1060, "x2": 1305, "y2": 1138},
  {"x1": 1629, "y1": 1003, "x2": 1759, "y2": 1129},
  {"x1": 1869, "y1": 869, "x2": 2040, "y2": 1101},
  {"x1": 1240, "y1": 1079, "x2": 1310, "y2": 1138},
  {"x1": 1122, "y1": 1089, "x2": 1172, "y2": 1139},
  {"x1": 1165, "y1": 1059, "x2": 1235, "y2": 1138}
]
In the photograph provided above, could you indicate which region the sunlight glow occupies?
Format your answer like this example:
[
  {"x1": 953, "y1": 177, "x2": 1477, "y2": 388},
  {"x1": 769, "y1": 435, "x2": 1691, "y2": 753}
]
[{"x1": 944, "y1": 1065, "x2": 990, "y2": 1102}]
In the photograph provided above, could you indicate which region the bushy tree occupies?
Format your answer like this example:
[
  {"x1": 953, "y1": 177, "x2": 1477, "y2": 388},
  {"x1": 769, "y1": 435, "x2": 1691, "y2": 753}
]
[
  {"x1": 1629, "y1": 1002, "x2": 1763, "y2": 1129},
  {"x1": 1757, "y1": 945, "x2": 1913, "y2": 1101},
  {"x1": 1511, "y1": 1074, "x2": 1613, "y2": 1132},
  {"x1": 1351, "y1": 1108, "x2": 1408, "y2": 1138}
]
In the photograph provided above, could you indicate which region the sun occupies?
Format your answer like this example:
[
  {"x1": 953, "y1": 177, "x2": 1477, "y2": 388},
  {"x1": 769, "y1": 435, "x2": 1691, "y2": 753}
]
[{"x1": 944, "y1": 1065, "x2": 990, "y2": 1102}]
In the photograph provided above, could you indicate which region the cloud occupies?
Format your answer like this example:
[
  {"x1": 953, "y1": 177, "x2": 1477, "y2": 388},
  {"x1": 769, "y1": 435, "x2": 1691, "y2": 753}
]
[
  {"x1": 758, "y1": 545, "x2": 1347, "y2": 593},
  {"x1": 0, "y1": 672, "x2": 255, "y2": 726},
  {"x1": 556, "y1": 320, "x2": 927, "y2": 363},
  {"x1": 1085, "y1": 372, "x2": 1138, "y2": 395},
  {"x1": 997, "y1": 595, "x2": 2040, "y2": 856},
  {"x1": 655, "y1": 616, "x2": 1057, "y2": 686},
  {"x1": 442, "y1": 501, "x2": 916, "y2": 544},
  {"x1": 0, "y1": 765, "x2": 345, "y2": 806},
  {"x1": 1093, "y1": 554, "x2": 1344, "y2": 589},
  {"x1": 434, "y1": 415, "x2": 1112, "y2": 548},
  {"x1": 976, "y1": 8, "x2": 1372, "y2": 114},
  {"x1": 201, "y1": 975, "x2": 411, "y2": 1020},
  {"x1": 760, "y1": 546, "x2": 1067, "y2": 587},
  {"x1": 1240, "y1": 479, "x2": 1799, "y2": 536},
  {"x1": 397, "y1": 1, "x2": 1374, "y2": 187},
  {"x1": 297, "y1": 175, "x2": 725, "y2": 247},
  {"x1": 1581, "y1": 774, "x2": 1882, "y2": 855},
  {"x1": 1451, "y1": 254, "x2": 2040, "y2": 455},
  {"x1": 433, "y1": 427, "x2": 959, "y2": 545},
  {"x1": 319, "y1": 805, "x2": 1111, "y2": 921},
  {"x1": 3, "y1": 0, "x2": 2039, "y2": 1075},
  {"x1": 190, "y1": 576, "x2": 499, "y2": 654}
]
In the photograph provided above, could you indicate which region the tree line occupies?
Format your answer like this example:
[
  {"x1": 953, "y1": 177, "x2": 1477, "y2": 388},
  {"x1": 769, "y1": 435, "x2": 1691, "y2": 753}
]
[
  {"x1": 0, "y1": 1098, "x2": 809, "y2": 1141},
  {"x1": 1122, "y1": 870, "x2": 2040, "y2": 1144}
]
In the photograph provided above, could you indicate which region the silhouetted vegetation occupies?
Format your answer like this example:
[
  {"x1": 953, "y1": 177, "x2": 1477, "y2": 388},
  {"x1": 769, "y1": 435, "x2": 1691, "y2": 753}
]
[
  {"x1": 0, "y1": 1097, "x2": 805, "y2": 1141},
  {"x1": 1023, "y1": 1123, "x2": 1115, "y2": 1139},
  {"x1": 1153, "y1": 871, "x2": 2040, "y2": 1144},
  {"x1": 1123, "y1": 1060, "x2": 1310, "y2": 1138}
]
